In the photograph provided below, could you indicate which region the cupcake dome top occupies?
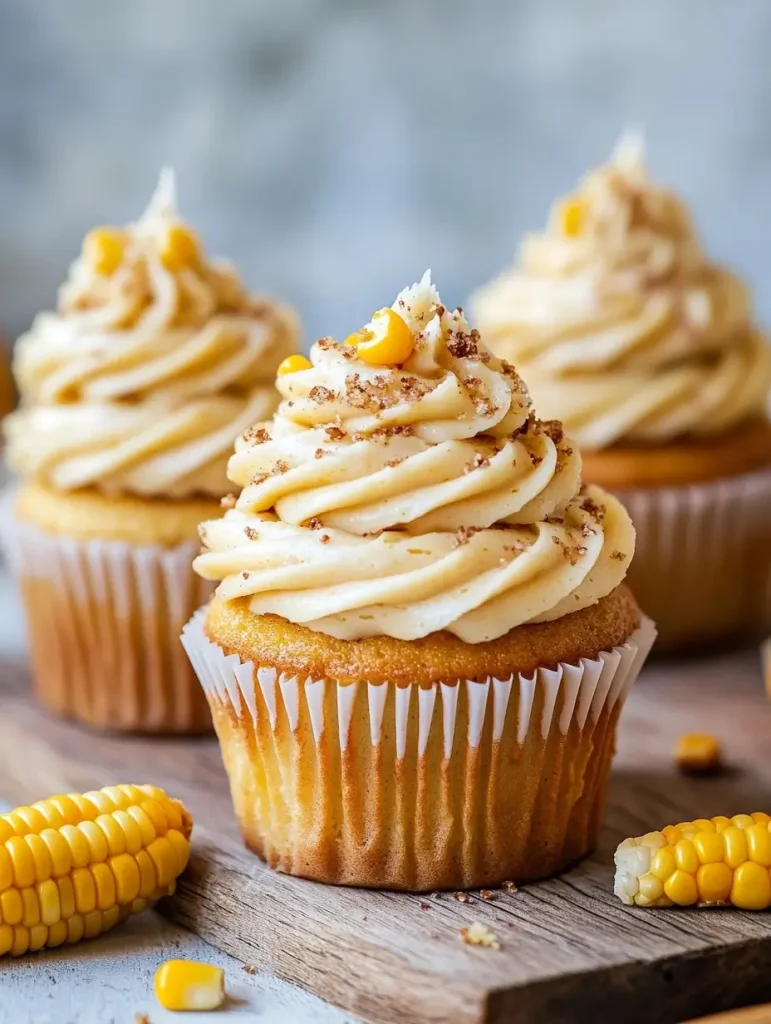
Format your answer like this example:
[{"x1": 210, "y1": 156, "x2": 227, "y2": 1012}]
[
  {"x1": 5, "y1": 170, "x2": 298, "y2": 499},
  {"x1": 473, "y1": 134, "x2": 771, "y2": 450},
  {"x1": 195, "y1": 273, "x2": 635, "y2": 643}
]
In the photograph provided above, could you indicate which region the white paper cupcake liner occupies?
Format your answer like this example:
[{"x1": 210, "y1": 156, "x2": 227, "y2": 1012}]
[
  {"x1": 2, "y1": 507, "x2": 214, "y2": 733},
  {"x1": 182, "y1": 607, "x2": 655, "y2": 889},
  {"x1": 618, "y1": 465, "x2": 771, "y2": 652}
]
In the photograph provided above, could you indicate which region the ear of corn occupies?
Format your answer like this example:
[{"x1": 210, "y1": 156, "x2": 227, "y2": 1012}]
[
  {"x1": 154, "y1": 959, "x2": 226, "y2": 1011},
  {"x1": 0, "y1": 785, "x2": 192, "y2": 956},
  {"x1": 614, "y1": 813, "x2": 771, "y2": 909}
]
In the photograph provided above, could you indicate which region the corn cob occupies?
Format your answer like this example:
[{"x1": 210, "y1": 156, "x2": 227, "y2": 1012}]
[
  {"x1": 615, "y1": 813, "x2": 771, "y2": 909},
  {"x1": 0, "y1": 785, "x2": 192, "y2": 956}
]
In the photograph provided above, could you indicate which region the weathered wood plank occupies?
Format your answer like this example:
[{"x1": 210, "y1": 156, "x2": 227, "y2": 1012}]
[{"x1": 0, "y1": 648, "x2": 770, "y2": 1023}]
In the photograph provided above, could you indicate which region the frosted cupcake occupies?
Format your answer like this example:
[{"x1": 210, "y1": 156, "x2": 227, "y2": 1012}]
[
  {"x1": 183, "y1": 273, "x2": 655, "y2": 891},
  {"x1": 473, "y1": 137, "x2": 771, "y2": 651},
  {"x1": 3, "y1": 171, "x2": 299, "y2": 733}
]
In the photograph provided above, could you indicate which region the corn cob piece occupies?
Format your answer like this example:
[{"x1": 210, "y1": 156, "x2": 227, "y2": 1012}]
[
  {"x1": 154, "y1": 959, "x2": 226, "y2": 1011},
  {"x1": 615, "y1": 813, "x2": 771, "y2": 909},
  {"x1": 0, "y1": 785, "x2": 192, "y2": 956}
]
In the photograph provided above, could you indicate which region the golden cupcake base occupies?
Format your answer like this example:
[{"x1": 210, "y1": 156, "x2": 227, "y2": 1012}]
[
  {"x1": 183, "y1": 588, "x2": 654, "y2": 891},
  {"x1": 580, "y1": 420, "x2": 771, "y2": 652},
  {"x1": 5, "y1": 483, "x2": 217, "y2": 734}
]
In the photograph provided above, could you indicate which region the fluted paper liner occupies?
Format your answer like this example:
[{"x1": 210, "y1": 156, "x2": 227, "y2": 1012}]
[
  {"x1": 182, "y1": 609, "x2": 655, "y2": 890},
  {"x1": 618, "y1": 465, "x2": 771, "y2": 652},
  {"x1": 3, "y1": 512, "x2": 213, "y2": 734}
]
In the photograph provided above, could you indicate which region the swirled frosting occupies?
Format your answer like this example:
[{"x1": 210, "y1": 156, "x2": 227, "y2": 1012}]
[
  {"x1": 195, "y1": 273, "x2": 635, "y2": 643},
  {"x1": 472, "y1": 135, "x2": 771, "y2": 450},
  {"x1": 5, "y1": 170, "x2": 299, "y2": 498}
]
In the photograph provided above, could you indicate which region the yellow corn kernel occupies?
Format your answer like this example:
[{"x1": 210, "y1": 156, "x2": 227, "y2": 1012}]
[
  {"x1": 7, "y1": 836, "x2": 35, "y2": 888},
  {"x1": 697, "y1": 862, "x2": 732, "y2": 904},
  {"x1": 83, "y1": 228, "x2": 125, "y2": 276},
  {"x1": 674, "y1": 840, "x2": 699, "y2": 874},
  {"x1": 731, "y1": 814, "x2": 756, "y2": 830},
  {"x1": 747, "y1": 824, "x2": 771, "y2": 866},
  {"x1": 723, "y1": 827, "x2": 748, "y2": 868},
  {"x1": 731, "y1": 861, "x2": 771, "y2": 910},
  {"x1": 46, "y1": 920, "x2": 67, "y2": 949},
  {"x1": 0, "y1": 785, "x2": 192, "y2": 956},
  {"x1": 1, "y1": 888, "x2": 23, "y2": 925},
  {"x1": 346, "y1": 308, "x2": 415, "y2": 366},
  {"x1": 693, "y1": 831, "x2": 725, "y2": 864},
  {"x1": 557, "y1": 197, "x2": 586, "y2": 238},
  {"x1": 159, "y1": 223, "x2": 200, "y2": 270},
  {"x1": 650, "y1": 846, "x2": 676, "y2": 882},
  {"x1": 0, "y1": 846, "x2": 12, "y2": 890},
  {"x1": 37, "y1": 879, "x2": 60, "y2": 927},
  {"x1": 277, "y1": 354, "x2": 312, "y2": 377},
  {"x1": 637, "y1": 873, "x2": 664, "y2": 904},
  {"x1": 664, "y1": 869, "x2": 698, "y2": 906},
  {"x1": 38, "y1": 828, "x2": 73, "y2": 878},
  {"x1": 615, "y1": 813, "x2": 771, "y2": 910},
  {"x1": 154, "y1": 959, "x2": 226, "y2": 1012},
  {"x1": 110, "y1": 854, "x2": 141, "y2": 906}
]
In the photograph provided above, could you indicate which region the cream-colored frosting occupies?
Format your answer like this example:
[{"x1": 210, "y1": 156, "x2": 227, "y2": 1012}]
[
  {"x1": 473, "y1": 134, "x2": 771, "y2": 450},
  {"x1": 6, "y1": 170, "x2": 299, "y2": 498},
  {"x1": 195, "y1": 274, "x2": 635, "y2": 643}
]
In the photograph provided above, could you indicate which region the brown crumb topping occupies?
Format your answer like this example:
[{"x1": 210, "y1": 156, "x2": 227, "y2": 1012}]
[
  {"x1": 220, "y1": 494, "x2": 237, "y2": 510},
  {"x1": 314, "y1": 448, "x2": 327, "y2": 459},
  {"x1": 320, "y1": 533, "x2": 331, "y2": 544},
  {"x1": 309, "y1": 385, "x2": 337, "y2": 404},
  {"x1": 502, "y1": 880, "x2": 518, "y2": 894},
  {"x1": 582, "y1": 496, "x2": 606, "y2": 523},
  {"x1": 452, "y1": 891, "x2": 470, "y2": 903},
  {"x1": 480, "y1": 890, "x2": 494, "y2": 900},
  {"x1": 465, "y1": 452, "x2": 490, "y2": 473},
  {"x1": 245, "y1": 426, "x2": 271, "y2": 445},
  {"x1": 244, "y1": 526, "x2": 259, "y2": 541},
  {"x1": 308, "y1": 517, "x2": 323, "y2": 530},
  {"x1": 541, "y1": 419, "x2": 565, "y2": 446},
  {"x1": 325, "y1": 423, "x2": 347, "y2": 441},
  {"x1": 610, "y1": 549, "x2": 627, "y2": 561},
  {"x1": 454, "y1": 526, "x2": 482, "y2": 548}
]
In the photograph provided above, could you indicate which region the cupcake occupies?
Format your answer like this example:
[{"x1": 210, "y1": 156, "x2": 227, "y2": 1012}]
[
  {"x1": 3, "y1": 170, "x2": 299, "y2": 733},
  {"x1": 182, "y1": 273, "x2": 655, "y2": 891},
  {"x1": 473, "y1": 136, "x2": 771, "y2": 651}
]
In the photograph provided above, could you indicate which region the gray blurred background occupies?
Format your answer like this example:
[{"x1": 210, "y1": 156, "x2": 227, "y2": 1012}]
[{"x1": 1, "y1": 0, "x2": 770, "y2": 347}]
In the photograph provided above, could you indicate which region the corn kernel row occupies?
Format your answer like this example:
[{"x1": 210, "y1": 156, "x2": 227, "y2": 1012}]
[
  {"x1": 615, "y1": 812, "x2": 771, "y2": 909},
  {"x1": 0, "y1": 785, "x2": 192, "y2": 955}
]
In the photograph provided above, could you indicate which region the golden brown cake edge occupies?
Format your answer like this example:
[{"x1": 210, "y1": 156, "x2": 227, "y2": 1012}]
[{"x1": 203, "y1": 584, "x2": 642, "y2": 685}]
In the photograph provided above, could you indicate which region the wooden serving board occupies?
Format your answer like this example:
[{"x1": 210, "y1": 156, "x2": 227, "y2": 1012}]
[{"x1": 1, "y1": 646, "x2": 771, "y2": 1024}]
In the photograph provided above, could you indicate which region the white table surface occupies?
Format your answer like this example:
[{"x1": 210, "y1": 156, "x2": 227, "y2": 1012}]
[{"x1": 0, "y1": 569, "x2": 354, "y2": 1024}]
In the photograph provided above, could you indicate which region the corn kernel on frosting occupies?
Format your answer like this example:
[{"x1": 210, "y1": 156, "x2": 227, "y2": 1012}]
[
  {"x1": 473, "y1": 134, "x2": 771, "y2": 450},
  {"x1": 195, "y1": 273, "x2": 635, "y2": 643},
  {"x1": 5, "y1": 170, "x2": 298, "y2": 499}
]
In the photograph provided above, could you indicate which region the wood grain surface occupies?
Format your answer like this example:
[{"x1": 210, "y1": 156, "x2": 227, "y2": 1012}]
[{"x1": 0, "y1": 646, "x2": 770, "y2": 1023}]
